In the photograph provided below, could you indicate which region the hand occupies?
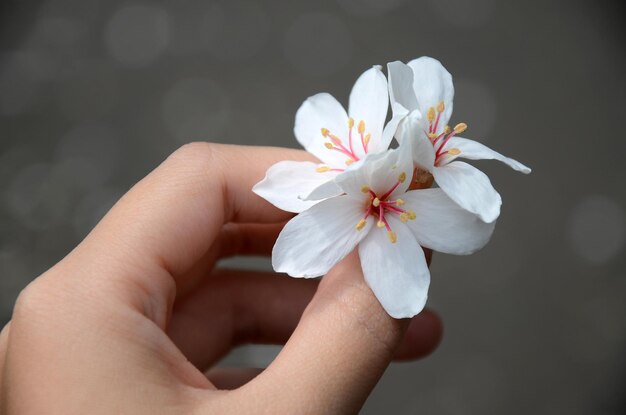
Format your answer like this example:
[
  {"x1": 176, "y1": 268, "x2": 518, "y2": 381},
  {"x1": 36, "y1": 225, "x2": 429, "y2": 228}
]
[{"x1": 0, "y1": 143, "x2": 442, "y2": 414}]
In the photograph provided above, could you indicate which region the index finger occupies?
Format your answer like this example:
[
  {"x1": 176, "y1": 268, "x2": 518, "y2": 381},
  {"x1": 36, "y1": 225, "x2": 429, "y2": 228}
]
[{"x1": 55, "y1": 143, "x2": 314, "y2": 323}]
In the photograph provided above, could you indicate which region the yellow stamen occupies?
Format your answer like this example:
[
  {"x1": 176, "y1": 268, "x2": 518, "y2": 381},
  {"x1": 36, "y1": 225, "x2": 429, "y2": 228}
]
[
  {"x1": 356, "y1": 219, "x2": 367, "y2": 230},
  {"x1": 345, "y1": 159, "x2": 354, "y2": 165},
  {"x1": 453, "y1": 123, "x2": 468, "y2": 134},
  {"x1": 361, "y1": 185, "x2": 370, "y2": 193},
  {"x1": 436, "y1": 100, "x2": 445, "y2": 113},
  {"x1": 324, "y1": 142, "x2": 334, "y2": 149},
  {"x1": 387, "y1": 231, "x2": 397, "y2": 243},
  {"x1": 428, "y1": 133, "x2": 438, "y2": 140},
  {"x1": 377, "y1": 220, "x2": 385, "y2": 228},
  {"x1": 427, "y1": 107, "x2": 435, "y2": 122},
  {"x1": 321, "y1": 128, "x2": 329, "y2": 137},
  {"x1": 364, "y1": 133, "x2": 371, "y2": 146},
  {"x1": 447, "y1": 148, "x2": 461, "y2": 156},
  {"x1": 444, "y1": 125, "x2": 451, "y2": 134},
  {"x1": 372, "y1": 197, "x2": 380, "y2": 207},
  {"x1": 398, "y1": 172, "x2": 407, "y2": 183},
  {"x1": 316, "y1": 166, "x2": 331, "y2": 173},
  {"x1": 400, "y1": 213, "x2": 409, "y2": 223},
  {"x1": 406, "y1": 211, "x2": 416, "y2": 220},
  {"x1": 358, "y1": 120, "x2": 365, "y2": 134},
  {"x1": 348, "y1": 118, "x2": 354, "y2": 129},
  {"x1": 329, "y1": 134, "x2": 342, "y2": 145},
  {"x1": 396, "y1": 198, "x2": 405, "y2": 206}
]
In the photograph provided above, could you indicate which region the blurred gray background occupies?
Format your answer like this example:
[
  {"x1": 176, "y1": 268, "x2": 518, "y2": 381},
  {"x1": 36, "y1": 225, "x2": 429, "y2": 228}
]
[{"x1": 1, "y1": 0, "x2": 625, "y2": 413}]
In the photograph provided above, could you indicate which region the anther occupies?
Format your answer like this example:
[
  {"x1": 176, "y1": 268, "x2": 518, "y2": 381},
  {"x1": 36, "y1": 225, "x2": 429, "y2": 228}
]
[
  {"x1": 377, "y1": 220, "x2": 385, "y2": 228},
  {"x1": 358, "y1": 120, "x2": 365, "y2": 134},
  {"x1": 321, "y1": 128, "x2": 329, "y2": 137},
  {"x1": 453, "y1": 123, "x2": 468, "y2": 134},
  {"x1": 428, "y1": 133, "x2": 438, "y2": 140},
  {"x1": 398, "y1": 172, "x2": 407, "y2": 183},
  {"x1": 356, "y1": 219, "x2": 367, "y2": 231},
  {"x1": 345, "y1": 159, "x2": 354, "y2": 165},
  {"x1": 436, "y1": 101, "x2": 445, "y2": 113},
  {"x1": 361, "y1": 185, "x2": 370, "y2": 193},
  {"x1": 406, "y1": 211, "x2": 416, "y2": 220},
  {"x1": 348, "y1": 118, "x2": 354, "y2": 129},
  {"x1": 363, "y1": 133, "x2": 371, "y2": 146},
  {"x1": 372, "y1": 197, "x2": 381, "y2": 207},
  {"x1": 444, "y1": 125, "x2": 451, "y2": 134},
  {"x1": 427, "y1": 107, "x2": 435, "y2": 122},
  {"x1": 329, "y1": 134, "x2": 343, "y2": 145},
  {"x1": 387, "y1": 231, "x2": 397, "y2": 243},
  {"x1": 316, "y1": 166, "x2": 331, "y2": 173},
  {"x1": 396, "y1": 198, "x2": 405, "y2": 206},
  {"x1": 400, "y1": 213, "x2": 409, "y2": 223},
  {"x1": 447, "y1": 148, "x2": 461, "y2": 156},
  {"x1": 324, "y1": 142, "x2": 334, "y2": 149}
]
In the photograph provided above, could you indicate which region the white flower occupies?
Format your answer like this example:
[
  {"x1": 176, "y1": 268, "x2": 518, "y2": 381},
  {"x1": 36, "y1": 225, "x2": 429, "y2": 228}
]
[
  {"x1": 387, "y1": 57, "x2": 531, "y2": 223},
  {"x1": 253, "y1": 65, "x2": 402, "y2": 213},
  {"x1": 272, "y1": 143, "x2": 495, "y2": 318}
]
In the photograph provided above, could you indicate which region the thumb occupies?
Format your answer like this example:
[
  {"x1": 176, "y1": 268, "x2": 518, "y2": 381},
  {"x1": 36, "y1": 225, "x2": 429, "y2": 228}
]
[{"x1": 232, "y1": 252, "x2": 425, "y2": 414}]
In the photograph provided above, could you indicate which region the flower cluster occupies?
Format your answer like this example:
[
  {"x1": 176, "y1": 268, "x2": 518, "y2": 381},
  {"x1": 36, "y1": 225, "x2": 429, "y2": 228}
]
[{"x1": 254, "y1": 57, "x2": 530, "y2": 319}]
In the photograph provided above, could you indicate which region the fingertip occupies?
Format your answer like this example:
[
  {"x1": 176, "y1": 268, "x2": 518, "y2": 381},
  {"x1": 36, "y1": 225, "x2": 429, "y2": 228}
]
[{"x1": 393, "y1": 308, "x2": 443, "y2": 361}]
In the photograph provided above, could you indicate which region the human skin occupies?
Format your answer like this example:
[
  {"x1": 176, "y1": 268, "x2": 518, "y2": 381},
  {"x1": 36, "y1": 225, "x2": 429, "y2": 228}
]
[{"x1": 0, "y1": 143, "x2": 442, "y2": 414}]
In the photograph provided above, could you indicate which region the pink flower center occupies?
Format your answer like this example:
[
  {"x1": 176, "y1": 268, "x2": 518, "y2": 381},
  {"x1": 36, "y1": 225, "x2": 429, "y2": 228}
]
[
  {"x1": 355, "y1": 172, "x2": 416, "y2": 243},
  {"x1": 425, "y1": 101, "x2": 466, "y2": 167},
  {"x1": 315, "y1": 118, "x2": 371, "y2": 173}
]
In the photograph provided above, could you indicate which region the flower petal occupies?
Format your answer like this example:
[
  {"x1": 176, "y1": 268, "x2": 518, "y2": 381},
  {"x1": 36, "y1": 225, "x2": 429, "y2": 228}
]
[
  {"x1": 272, "y1": 196, "x2": 373, "y2": 278},
  {"x1": 294, "y1": 93, "x2": 350, "y2": 166},
  {"x1": 412, "y1": 133, "x2": 436, "y2": 171},
  {"x1": 402, "y1": 188, "x2": 496, "y2": 254},
  {"x1": 407, "y1": 56, "x2": 454, "y2": 134},
  {"x1": 348, "y1": 66, "x2": 390, "y2": 156},
  {"x1": 382, "y1": 107, "x2": 420, "y2": 148},
  {"x1": 253, "y1": 160, "x2": 337, "y2": 213},
  {"x1": 385, "y1": 61, "x2": 423, "y2": 150},
  {"x1": 432, "y1": 161, "x2": 501, "y2": 223},
  {"x1": 387, "y1": 61, "x2": 419, "y2": 116},
  {"x1": 444, "y1": 136, "x2": 531, "y2": 173},
  {"x1": 358, "y1": 216, "x2": 430, "y2": 319},
  {"x1": 301, "y1": 178, "x2": 343, "y2": 201},
  {"x1": 335, "y1": 145, "x2": 413, "y2": 200}
]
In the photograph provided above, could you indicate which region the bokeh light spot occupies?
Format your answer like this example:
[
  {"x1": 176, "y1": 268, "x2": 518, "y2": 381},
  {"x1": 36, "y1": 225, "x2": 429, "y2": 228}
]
[{"x1": 104, "y1": 4, "x2": 170, "y2": 67}]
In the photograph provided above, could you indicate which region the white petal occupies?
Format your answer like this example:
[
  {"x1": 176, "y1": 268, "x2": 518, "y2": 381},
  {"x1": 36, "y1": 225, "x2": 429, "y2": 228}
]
[
  {"x1": 294, "y1": 93, "x2": 349, "y2": 166},
  {"x1": 358, "y1": 216, "x2": 429, "y2": 319},
  {"x1": 272, "y1": 196, "x2": 373, "y2": 278},
  {"x1": 253, "y1": 161, "x2": 337, "y2": 213},
  {"x1": 432, "y1": 161, "x2": 501, "y2": 223},
  {"x1": 393, "y1": 108, "x2": 428, "y2": 150},
  {"x1": 335, "y1": 145, "x2": 412, "y2": 200},
  {"x1": 407, "y1": 57, "x2": 454, "y2": 134},
  {"x1": 301, "y1": 178, "x2": 343, "y2": 201},
  {"x1": 380, "y1": 111, "x2": 404, "y2": 148},
  {"x1": 348, "y1": 66, "x2": 390, "y2": 156},
  {"x1": 444, "y1": 136, "x2": 531, "y2": 173},
  {"x1": 402, "y1": 188, "x2": 496, "y2": 255},
  {"x1": 411, "y1": 133, "x2": 436, "y2": 171},
  {"x1": 387, "y1": 61, "x2": 419, "y2": 116}
]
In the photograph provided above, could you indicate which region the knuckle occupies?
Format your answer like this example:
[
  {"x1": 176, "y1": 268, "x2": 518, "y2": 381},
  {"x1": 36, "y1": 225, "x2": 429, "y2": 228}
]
[
  {"x1": 170, "y1": 142, "x2": 223, "y2": 169},
  {"x1": 11, "y1": 276, "x2": 55, "y2": 322},
  {"x1": 165, "y1": 142, "x2": 228, "y2": 192}
]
